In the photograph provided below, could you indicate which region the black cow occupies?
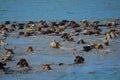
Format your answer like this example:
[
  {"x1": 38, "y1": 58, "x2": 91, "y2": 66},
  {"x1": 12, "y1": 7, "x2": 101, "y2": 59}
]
[
  {"x1": 83, "y1": 45, "x2": 92, "y2": 52},
  {"x1": 0, "y1": 62, "x2": 6, "y2": 70}
]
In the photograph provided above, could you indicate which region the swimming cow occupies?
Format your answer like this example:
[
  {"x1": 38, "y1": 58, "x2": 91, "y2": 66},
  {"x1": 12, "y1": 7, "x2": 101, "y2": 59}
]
[
  {"x1": 26, "y1": 46, "x2": 34, "y2": 53},
  {"x1": 0, "y1": 37, "x2": 8, "y2": 47},
  {"x1": 0, "y1": 62, "x2": 6, "y2": 70},
  {"x1": 74, "y1": 56, "x2": 85, "y2": 64},
  {"x1": 17, "y1": 58, "x2": 29, "y2": 68},
  {"x1": 2, "y1": 46, "x2": 16, "y2": 61},
  {"x1": 42, "y1": 64, "x2": 52, "y2": 70},
  {"x1": 82, "y1": 45, "x2": 92, "y2": 52},
  {"x1": 77, "y1": 38, "x2": 86, "y2": 44},
  {"x1": 50, "y1": 40, "x2": 76, "y2": 51}
]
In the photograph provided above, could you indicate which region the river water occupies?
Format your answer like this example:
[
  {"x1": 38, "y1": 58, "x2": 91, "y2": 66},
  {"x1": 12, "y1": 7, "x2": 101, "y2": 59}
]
[
  {"x1": 0, "y1": 0, "x2": 120, "y2": 80},
  {"x1": 0, "y1": 34, "x2": 120, "y2": 80},
  {"x1": 0, "y1": 0, "x2": 120, "y2": 22}
]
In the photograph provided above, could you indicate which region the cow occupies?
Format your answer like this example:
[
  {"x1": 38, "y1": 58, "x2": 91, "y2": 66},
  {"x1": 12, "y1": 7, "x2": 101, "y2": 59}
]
[
  {"x1": 77, "y1": 38, "x2": 86, "y2": 44},
  {"x1": 82, "y1": 29, "x2": 94, "y2": 35},
  {"x1": 82, "y1": 43, "x2": 103, "y2": 52},
  {"x1": 74, "y1": 56, "x2": 85, "y2": 64},
  {"x1": 94, "y1": 43, "x2": 104, "y2": 49},
  {"x1": 2, "y1": 46, "x2": 16, "y2": 61},
  {"x1": 68, "y1": 21, "x2": 80, "y2": 28},
  {"x1": 42, "y1": 64, "x2": 52, "y2": 70},
  {"x1": 61, "y1": 32, "x2": 69, "y2": 41},
  {"x1": 0, "y1": 37, "x2": 8, "y2": 47},
  {"x1": 103, "y1": 40, "x2": 109, "y2": 46},
  {"x1": 50, "y1": 40, "x2": 61, "y2": 48},
  {"x1": 109, "y1": 30, "x2": 118, "y2": 38},
  {"x1": 57, "y1": 25, "x2": 66, "y2": 32},
  {"x1": 105, "y1": 33, "x2": 112, "y2": 41},
  {"x1": 2, "y1": 53, "x2": 13, "y2": 61},
  {"x1": 4, "y1": 46, "x2": 16, "y2": 54},
  {"x1": 17, "y1": 58, "x2": 29, "y2": 68},
  {"x1": 39, "y1": 20, "x2": 49, "y2": 28},
  {"x1": 0, "y1": 62, "x2": 6, "y2": 70},
  {"x1": 50, "y1": 40, "x2": 76, "y2": 51},
  {"x1": 18, "y1": 32, "x2": 24, "y2": 36},
  {"x1": 26, "y1": 46, "x2": 34, "y2": 53},
  {"x1": 67, "y1": 36, "x2": 74, "y2": 42},
  {"x1": 0, "y1": 30, "x2": 8, "y2": 37},
  {"x1": 83, "y1": 45, "x2": 92, "y2": 52},
  {"x1": 61, "y1": 32, "x2": 74, "y2": 41}
]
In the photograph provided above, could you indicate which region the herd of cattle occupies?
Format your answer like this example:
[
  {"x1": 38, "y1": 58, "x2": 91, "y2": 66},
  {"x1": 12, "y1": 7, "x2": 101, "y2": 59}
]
[{"x1": 0, "y1": 18, "x2": 120, "y2": 72}]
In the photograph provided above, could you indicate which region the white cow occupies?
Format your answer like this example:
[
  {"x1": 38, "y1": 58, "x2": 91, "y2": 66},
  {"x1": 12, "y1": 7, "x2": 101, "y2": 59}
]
[
  {"x1": 0, "y1": 37, "x2": 8, "y2": 47},
  {"x1": 50, "y1": 40, "x2": 76, "y2": 51}
]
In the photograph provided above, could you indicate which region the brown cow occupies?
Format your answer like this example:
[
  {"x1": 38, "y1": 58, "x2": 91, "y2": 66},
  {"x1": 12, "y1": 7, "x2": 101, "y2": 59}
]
[
  {"x1": 83, "y1": 30, "x2": 94, "y2": 35},
  {"x1": 26, "y1": 46, "x2": 34, "y2": 53},
  {"x1": 69, "y1": 21, "x2": 80, "y2": 28},
  {"x1": 42, "y1": 64, "x2": 52, "y2": 70},
  {"x1": 4, "y1": 46, "x2": 16, "y2": 54},
  {"x1": 74, "y1": 56, "x2": 85, "y2": 64},
  {"x1": 94, "y1": 43, "x2": 104, "y2": 49},
  {"x1": 17, "y1": 58, "x2": 29, "y2": 68}
]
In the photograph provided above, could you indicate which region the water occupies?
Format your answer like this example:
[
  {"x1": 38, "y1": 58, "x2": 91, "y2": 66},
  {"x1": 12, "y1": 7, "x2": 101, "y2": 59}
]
[
  {"x1": 0, "y1": 0, "x2": 120, "y2": 80},
  {"x1": 0, "y1": 35, "x2": 120, "y2": 80},
  {"x1": 0, "y1": 0, "x2": 120, "y2": 22}
]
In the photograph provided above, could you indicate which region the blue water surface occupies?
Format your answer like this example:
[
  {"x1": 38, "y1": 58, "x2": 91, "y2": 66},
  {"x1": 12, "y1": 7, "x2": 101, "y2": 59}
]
[
  {"x1": 0, "y1": 0, "x2": 120, "y2": 22},
  {"x1": 0, "y1": 0, "x2": 120, "y2": 80}
]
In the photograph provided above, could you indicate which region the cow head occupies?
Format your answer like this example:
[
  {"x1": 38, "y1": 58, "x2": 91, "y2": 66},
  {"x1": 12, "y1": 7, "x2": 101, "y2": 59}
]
[
  {"x1": 42, "y1": 64, "x2": 52, "y2": 70},
  {"x1": 74, "y1": 56, "x2": 85, "y2": 64},
  {"x1": 50, "y1": 41, "x2": 61, "y2": 48},
  {"x1": 17, "y1": 58, "x2": 29, "y2": 68},
  {"x1": 0, "y1": 37, "x2": 8, "y2": 46},
  {"x1": 4, "y1": 46, "x2": 16, "y2": 54},
  {"x1": 26, "y1": 46, "x2": 34, "y2": 53}
]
